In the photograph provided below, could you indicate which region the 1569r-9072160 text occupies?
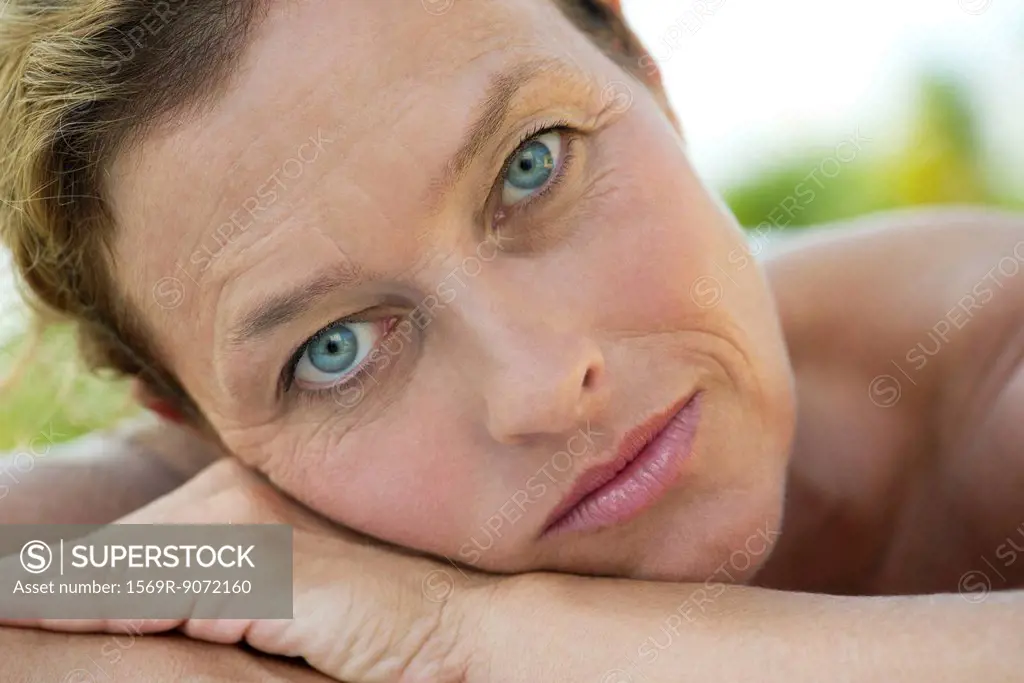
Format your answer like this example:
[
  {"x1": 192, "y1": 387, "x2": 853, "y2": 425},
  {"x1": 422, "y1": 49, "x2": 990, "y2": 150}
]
[
  {"x1": 127, "y1": 579, "x2": 253, "y2": 594},
  {"x1": 10, "y1": 579, "x2": 253, "y2": 595}
]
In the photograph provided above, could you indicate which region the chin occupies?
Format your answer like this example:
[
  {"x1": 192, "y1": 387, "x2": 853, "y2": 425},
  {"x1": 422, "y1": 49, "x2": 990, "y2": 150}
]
[{"x1": 631, "y1": 486, "x2": 788, "y2": 584}]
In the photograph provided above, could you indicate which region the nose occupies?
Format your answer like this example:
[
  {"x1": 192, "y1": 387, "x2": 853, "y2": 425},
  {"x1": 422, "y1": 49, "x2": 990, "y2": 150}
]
[{"x1": 481, "y1": 322, "x2": 609, "y2": 445}]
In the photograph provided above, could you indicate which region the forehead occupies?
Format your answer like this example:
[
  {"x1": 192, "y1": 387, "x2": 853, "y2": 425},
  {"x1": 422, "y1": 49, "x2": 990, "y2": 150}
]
[{"x1": 106, "y1": 0, "x2": 599, "y2": 369}]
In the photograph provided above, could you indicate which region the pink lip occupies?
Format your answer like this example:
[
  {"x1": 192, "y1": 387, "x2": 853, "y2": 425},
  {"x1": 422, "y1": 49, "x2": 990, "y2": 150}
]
[{"x1": 541, "y1": 392, "x2": 702, "y2": 538}]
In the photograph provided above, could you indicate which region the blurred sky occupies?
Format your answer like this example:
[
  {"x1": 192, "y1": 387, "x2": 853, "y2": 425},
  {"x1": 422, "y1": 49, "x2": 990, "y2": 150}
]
[
  {"x1": 624, "y1": 0, "x2": 1024, "y2": 193},
  {"x1": 2, "y1": 0, "x2": 1023, "y2": 339}
]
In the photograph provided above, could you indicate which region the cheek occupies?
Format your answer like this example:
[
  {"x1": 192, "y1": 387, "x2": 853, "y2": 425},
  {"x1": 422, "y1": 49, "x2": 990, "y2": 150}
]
[
  {"x1": 572, "y1": 104, "x2": 793, "y2": 423},
  {"x1": 575, "y1": 113, "x2": 754, "y2": 333},
  {"x1": 247, "y1": 376, "x2": 498, "y2": 557}
]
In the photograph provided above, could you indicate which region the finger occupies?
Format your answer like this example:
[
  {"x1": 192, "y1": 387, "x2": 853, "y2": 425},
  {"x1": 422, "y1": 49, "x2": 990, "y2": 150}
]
[{"x1": 179, "y1": 618, "x2": 256, "y2": 644}]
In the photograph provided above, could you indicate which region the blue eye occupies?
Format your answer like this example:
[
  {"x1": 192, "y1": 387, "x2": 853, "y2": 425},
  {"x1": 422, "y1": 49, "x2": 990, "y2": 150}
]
[
  {"x1": 292, "y1": 321, "x2": 382, "y2": 388},
  {"x1": 501, "y1": 130, "x2": 563, "y2": 206}
]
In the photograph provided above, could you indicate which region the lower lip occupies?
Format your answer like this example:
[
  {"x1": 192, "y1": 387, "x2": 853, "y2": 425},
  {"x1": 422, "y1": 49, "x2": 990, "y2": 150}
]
[{"x1": 543, "y1": 394, "x2": 702, "y2": 537}]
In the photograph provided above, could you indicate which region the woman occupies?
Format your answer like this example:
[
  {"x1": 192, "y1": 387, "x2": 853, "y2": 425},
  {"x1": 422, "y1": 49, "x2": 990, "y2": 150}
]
[{"x1": 0, "y1": 0, "x2": 1022, "y2": 680}]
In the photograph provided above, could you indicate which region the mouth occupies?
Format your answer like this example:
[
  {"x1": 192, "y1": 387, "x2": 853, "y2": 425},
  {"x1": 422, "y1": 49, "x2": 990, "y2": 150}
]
[{"x1": 541, "y1": 391, "x2": 702, "y2": 538}]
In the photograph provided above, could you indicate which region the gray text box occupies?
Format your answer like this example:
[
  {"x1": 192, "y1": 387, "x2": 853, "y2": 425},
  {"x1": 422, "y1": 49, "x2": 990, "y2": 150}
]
[{"x1": 0, "y1": 525, "x2": 293, "y2": 619}]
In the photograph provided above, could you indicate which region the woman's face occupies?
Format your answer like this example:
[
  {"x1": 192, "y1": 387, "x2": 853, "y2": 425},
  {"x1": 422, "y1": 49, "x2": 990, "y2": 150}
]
[{"x1": 109, "y1": 0, "x2": 795, "y2": 582}]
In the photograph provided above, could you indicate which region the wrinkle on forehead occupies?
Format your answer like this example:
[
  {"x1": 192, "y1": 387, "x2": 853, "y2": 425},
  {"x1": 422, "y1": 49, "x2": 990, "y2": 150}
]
[{"x1": 110, "y1": 1, "x2": 523, "y2": 282}]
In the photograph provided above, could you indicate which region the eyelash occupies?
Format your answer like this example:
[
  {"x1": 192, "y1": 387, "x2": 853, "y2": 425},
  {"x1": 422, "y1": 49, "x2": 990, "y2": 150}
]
[{"x1": 282, "y1": 123, "x2": 579, "y2": 402}]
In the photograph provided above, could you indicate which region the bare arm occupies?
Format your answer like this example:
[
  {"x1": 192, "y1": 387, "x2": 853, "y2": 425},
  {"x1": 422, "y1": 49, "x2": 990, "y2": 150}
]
[
  {"x1": 0, "y1": 415, "x2": 220, "y2": 524},
  {"x1": 1, "y1": 627, "x2": 337, "y2": 682},
  {"x1": 476, "y1": 576, "x2": 1022, "y2": 683}
]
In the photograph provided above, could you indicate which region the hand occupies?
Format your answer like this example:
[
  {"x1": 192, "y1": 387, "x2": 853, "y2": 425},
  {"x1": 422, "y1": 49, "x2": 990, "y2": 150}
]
[{"x1": 1, "y1": 459, "x2": 496, "y2": 683}]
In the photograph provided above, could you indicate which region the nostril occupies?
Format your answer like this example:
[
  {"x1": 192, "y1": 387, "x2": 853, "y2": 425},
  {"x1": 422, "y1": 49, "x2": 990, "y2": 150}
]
[{"x1": 582, "y1": 366, "x2": 597, "y2": 390}]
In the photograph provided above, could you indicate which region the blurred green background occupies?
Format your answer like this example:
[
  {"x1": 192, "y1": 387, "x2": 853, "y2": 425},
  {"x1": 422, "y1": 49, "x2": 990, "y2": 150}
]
[
  {"x1": 1, "y1": 6, "x2": 1023, "y2": 452},
  {"x1": 723, "y1": 69, "x2": 1024, "y2": 229}
]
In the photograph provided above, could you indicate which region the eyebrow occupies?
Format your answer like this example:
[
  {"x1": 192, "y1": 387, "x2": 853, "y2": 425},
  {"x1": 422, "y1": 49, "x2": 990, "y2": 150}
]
[
  {"x1": 228, "y1": 264, "x2": 366, "y2": 345},
  {"x1": 429, "y1": 56, "x2": 581, "y2": 211},
  {"x1": 228, "y1": 57, "x2": 578, "y2": 346}
]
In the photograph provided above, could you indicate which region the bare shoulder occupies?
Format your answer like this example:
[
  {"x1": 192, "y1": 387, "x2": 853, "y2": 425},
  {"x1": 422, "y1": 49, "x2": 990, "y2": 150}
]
[
  {"x1": 763, "y1": 207, "x2": 1023, "y2": 424},
  {"x1": 0, "y1": 416, "x2": 221, "y2": 524},
  {"x1": 759, "y1": 206, "x2": 1024, "y2": 593},
  {"x1": 763, "y1": 206, "x2": 1023, "y2": 372}
]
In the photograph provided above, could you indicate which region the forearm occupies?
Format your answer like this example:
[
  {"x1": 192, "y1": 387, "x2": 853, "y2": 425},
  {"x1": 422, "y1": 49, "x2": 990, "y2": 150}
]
[
  {"x1": 0, "y1": 626, "x2": 335, "y2": 682},
  {"x1": 0, "y1": 416, "x2": 220, "y2": 524},
  {"x1": 476, "y1": 575, "x2": 1022, "y2": 682}
]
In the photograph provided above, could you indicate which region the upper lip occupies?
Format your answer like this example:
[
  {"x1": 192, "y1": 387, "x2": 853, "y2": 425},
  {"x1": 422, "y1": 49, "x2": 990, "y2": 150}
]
[{"x1": 541, "y1": 392, "x2": 696, "y2": 535}]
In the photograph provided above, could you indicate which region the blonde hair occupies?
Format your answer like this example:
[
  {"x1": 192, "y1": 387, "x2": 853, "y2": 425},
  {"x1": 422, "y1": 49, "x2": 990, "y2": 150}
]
[{"x1": 0, "y1": 0, "x2": 659, "y2": 428}]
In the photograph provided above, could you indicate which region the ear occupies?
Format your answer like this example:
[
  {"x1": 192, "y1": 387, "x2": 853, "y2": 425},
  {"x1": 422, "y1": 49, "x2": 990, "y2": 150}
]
[{"x1": 130, "y1": 377, "x2": 186, "y2": 424}]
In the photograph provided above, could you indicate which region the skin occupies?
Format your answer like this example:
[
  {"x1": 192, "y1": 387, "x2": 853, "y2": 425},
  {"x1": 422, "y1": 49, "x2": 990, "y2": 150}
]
[
  {"x1": 0, "y1": 626, "x2": 336, "y2": 682},
  {"x1": 2, "y1": 0, "x2": 1023, "y2": 679}
]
